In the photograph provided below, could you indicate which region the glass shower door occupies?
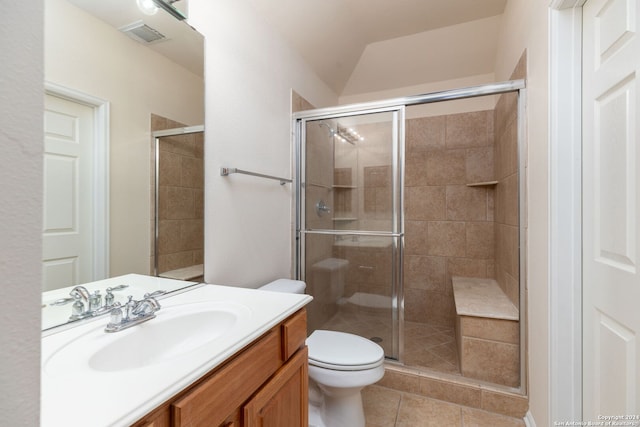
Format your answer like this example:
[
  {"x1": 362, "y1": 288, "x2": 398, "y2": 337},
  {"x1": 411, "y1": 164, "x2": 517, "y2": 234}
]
[{"x1": 296, "y1": 108, "x2": 404, "y2": 361}]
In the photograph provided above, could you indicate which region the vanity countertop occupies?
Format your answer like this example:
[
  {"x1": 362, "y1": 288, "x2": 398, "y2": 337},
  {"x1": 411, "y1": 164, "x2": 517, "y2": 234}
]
[{"x1": 41, "y1": 281, "x2": 312, "y2": 427}]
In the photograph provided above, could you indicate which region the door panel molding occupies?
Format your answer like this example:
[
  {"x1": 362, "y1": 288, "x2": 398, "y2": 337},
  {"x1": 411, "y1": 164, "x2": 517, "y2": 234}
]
[
  {"x1": 44, "y1": 82, "x2": 110, "y2": 281},
  {"x1": 583, "y1": 0, "x2": 640, "y2": 419}
]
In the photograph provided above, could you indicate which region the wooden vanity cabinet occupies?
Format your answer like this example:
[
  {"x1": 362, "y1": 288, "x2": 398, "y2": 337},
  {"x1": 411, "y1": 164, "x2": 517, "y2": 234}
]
[
  {"x1": 244, "y1": 347, "x2": 308, "y2": 427},
  {"x1": 132, "y1": 309, "x2": 308, "y2": 427}
]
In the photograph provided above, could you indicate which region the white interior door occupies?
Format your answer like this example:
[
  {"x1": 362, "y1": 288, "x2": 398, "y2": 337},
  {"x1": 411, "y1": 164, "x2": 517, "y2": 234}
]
[
  {"x1": 583, "y1": 0, "x2": 640, "y2": 417},
  {"x1": 42, "y1": 94, "x2": 95, "y2": 291}
]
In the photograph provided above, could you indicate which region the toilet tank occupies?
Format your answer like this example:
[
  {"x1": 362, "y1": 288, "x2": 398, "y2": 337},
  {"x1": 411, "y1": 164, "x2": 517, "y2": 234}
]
[{"x1": 259, "y1": 279, "x2": 306, "y2": 294}]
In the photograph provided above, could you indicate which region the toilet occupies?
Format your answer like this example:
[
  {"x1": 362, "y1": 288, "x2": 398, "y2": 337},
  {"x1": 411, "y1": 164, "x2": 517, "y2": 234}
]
[{"x1": 259, "y1": 279, "x2": 385, "y2": 427}]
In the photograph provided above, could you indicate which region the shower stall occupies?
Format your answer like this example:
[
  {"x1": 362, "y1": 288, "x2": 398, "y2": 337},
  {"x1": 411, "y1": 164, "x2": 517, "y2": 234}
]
[{"x1": 294, "y1": 80, "x2": 526, "y2": 392}]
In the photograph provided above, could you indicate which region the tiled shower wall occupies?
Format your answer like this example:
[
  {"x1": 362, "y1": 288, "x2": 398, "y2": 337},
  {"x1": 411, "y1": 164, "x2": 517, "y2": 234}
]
[
  {"x1": 494, "y1": 53, "x2": 526, "y2": 308},
  {"x1": 150, "y1": 114, "x2": 204, "y2": 275},
  {"x1": 404, "y1": 111, "x2": 496, "y2": 329},
  {"x1": 494, "y1": 94, "x2": 520, "y2": 308}
]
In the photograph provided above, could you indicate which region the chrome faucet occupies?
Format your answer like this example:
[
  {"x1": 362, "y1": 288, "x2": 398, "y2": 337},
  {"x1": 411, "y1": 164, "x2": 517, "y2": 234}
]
[
  {"x1": 104, "y1": 295, "x2": 161, "y2": 333},
  {"x1": 68, "y1": 286, "x2": 118, "y2": 321},
  {"x1": 69, "y1": 286, "x2": 92, "y2": 320},
  {"x1": 69, "y1": 285, "x2": 90, "y2": 304}
]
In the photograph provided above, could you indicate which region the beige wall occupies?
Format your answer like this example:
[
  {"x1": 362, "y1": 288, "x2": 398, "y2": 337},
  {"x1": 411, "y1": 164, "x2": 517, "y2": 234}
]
[
  {"x1": 0, "y1": 1, "x2": 43, "y2": 424},
  {"x1": 495, "y1": 1, "x2": 550, "y2": 424},
  {"x1": 190, "y1": 0, "x2": 338, "y2": 287},
  {"x1": 45, "y1": 0, "x2": 205, "y2": 278}
]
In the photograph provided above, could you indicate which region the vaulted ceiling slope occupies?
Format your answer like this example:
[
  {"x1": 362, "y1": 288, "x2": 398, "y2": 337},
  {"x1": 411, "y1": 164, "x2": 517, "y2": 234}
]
[{"x1": 248, "y1": 0, "x2": 508, "y2": 95}]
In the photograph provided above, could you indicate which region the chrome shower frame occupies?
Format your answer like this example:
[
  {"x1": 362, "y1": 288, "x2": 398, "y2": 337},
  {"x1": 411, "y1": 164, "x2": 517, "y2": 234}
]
[{"x1": 293, "y1": 79, "x2": 528, "y2": 395}]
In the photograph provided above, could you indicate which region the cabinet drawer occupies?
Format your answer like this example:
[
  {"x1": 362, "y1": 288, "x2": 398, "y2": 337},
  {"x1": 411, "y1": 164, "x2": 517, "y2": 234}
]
[
  {"x1": 172, "y1": 330, "x2": 283, "y2": 427},
  {"x1": 281, "y1": 309, "x2": 307, "y2": 361}
]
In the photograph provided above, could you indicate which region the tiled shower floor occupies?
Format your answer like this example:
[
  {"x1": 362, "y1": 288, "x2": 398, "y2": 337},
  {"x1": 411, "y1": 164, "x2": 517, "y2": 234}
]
[{"x1": 319, "y1": 309, "x2": 460, "y2": 376}]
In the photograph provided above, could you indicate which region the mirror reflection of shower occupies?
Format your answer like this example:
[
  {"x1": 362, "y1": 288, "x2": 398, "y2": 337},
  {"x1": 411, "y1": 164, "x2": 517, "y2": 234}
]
[{"x1": 151, "y1": 117, "x2": 205, "y2": 282}]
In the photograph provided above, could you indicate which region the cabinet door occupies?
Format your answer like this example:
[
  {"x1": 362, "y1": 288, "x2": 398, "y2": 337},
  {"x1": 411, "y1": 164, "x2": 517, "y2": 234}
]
[
  {"x1": 172, "y1": 331, "x2": 282, "y2": 427},
  {"x1": 218, "y1": 410, "x2": 241, "y2": 427},
  {"x1": 244, "y1": 347, "x2": 308, "y2": 427}
]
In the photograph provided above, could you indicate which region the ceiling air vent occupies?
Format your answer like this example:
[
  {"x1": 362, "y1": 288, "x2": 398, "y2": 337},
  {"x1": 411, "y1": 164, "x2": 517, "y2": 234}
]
[{"x1": 119, "y1": 21, "x2": 166, "y2": 44}]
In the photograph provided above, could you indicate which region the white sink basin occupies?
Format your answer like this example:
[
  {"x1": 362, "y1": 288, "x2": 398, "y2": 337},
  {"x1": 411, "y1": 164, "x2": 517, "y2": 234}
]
[
  {"x1": 42, "y1": 283, "x2": 313, "y2": 427},
  {"x1": 44, "y1": 301, "x2": 252, "y2": 374}
]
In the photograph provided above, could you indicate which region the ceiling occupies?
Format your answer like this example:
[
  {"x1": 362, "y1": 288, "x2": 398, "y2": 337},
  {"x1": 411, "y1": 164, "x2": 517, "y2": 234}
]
[
  {"x1": 66, "y1": 0, "x2": 204, "y2": 77},
  {"x1": 66, "y1": 0, "x2": 508, "y2": 95},
  {"x1": 247, "y1": 0, "x2": 508, "y2": 94}
]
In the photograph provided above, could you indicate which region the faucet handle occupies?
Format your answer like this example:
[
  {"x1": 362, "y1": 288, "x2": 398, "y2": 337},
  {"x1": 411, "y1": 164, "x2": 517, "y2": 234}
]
[
  {"x1": 70, "y1": 294, "x2": 85, "y2": 319},
  {"x1": 89, "y1": 290, "x2": 102, "y2": 311},
  {"x1": 132, "y1": 296, "x2": 161, "y2": 316},
  {"x1": 107, "y1": 305, "x2": 123, "y2": 329},
  {"x1": 124, "y1": 295, "x2": 136, "y2": 320},
  {"x1": 144, "y1": 290, "x2": 166, "y2": 298},
  {"x1": 104, "y1": 288, "x2": 115, "y2": 307}
]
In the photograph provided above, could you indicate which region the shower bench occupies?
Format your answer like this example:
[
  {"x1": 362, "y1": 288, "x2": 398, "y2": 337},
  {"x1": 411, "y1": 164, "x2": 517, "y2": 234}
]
[{"x1": 451, "y1": 276, "x2": 520, "y2": 387}]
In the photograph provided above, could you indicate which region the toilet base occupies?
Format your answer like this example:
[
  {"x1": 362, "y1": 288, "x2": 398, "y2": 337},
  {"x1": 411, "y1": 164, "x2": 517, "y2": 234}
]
[
  {"x1": 307, "y1": 385, "x2": 365, "y2": 427},
  {"x1": 308, "y1": 401, "x2": 326, "y2": 427},
  {"x1": 323, "y1": 391, "x2": 365, "y2": 427}
]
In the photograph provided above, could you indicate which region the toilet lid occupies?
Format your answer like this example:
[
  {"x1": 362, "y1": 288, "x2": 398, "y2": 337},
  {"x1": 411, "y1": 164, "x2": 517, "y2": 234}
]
[{"x1": 306, "y1": 330, "x2": 384, "y2": 371}]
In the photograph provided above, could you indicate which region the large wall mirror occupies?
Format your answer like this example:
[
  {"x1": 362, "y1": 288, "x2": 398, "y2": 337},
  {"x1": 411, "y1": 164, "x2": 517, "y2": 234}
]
[{"x1": 42, "y1": 0, "x2": 205, "y2": 329}]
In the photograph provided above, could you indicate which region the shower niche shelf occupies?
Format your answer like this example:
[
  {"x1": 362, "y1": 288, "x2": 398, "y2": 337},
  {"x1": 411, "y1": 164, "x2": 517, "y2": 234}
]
[
  {"x1": 466, "y1": 180, "x2": 498, "y2": 187},
  {"x1": 306, "y1": 181, "x2": 332, "y2": 189},
  {"x1": 333, "y1": 217, "x2": 357, "y2": 222},
  {"x1": 332, "y1": 185, "x2": 356, "y2": 189}
]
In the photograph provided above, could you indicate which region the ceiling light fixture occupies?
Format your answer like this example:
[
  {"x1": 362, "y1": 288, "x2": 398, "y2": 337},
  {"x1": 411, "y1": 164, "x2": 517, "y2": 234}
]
[
  {"x1": 335, "y1": 125, "x2": 363, "y2": 145},
  {"x1": 136, "y1": 0, "x2": 158, "y2": 16}
]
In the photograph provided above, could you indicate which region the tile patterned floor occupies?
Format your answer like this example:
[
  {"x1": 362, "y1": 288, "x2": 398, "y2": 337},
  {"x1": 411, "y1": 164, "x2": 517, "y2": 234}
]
[
  {"x1": 362, "y1": 385, "x2": 525, "y2": 427},
  {"x1": 403, "y1": 321, "x2": 459, "y2": 375},
  {"x1": 320, "y1": 309, "x2": 460, "y2": 376},
  {"x1": 319, "y1": 309, "x2": 525, "y2": 426}
]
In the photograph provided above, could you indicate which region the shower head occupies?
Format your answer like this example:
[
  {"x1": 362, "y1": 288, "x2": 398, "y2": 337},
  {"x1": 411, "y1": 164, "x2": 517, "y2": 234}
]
[{"x1": 318, "y1": 122, "x2": 336, "y2": 136}]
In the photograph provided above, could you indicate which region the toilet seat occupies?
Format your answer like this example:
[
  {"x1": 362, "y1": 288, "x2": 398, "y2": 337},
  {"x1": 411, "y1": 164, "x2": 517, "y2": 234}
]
[{"x1": 307, "y1": 330, "x2": 384, "y2": 371}]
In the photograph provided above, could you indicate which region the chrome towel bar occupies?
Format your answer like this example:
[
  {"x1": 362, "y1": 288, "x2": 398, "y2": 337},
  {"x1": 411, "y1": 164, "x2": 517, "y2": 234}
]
[{"x1": 220, "y1": 167, "x2": 292, "y2": 185}]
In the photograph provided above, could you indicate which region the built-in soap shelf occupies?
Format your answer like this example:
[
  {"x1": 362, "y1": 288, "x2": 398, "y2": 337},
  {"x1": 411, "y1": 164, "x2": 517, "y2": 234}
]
[
  {"x1": 333, "y1": 217, "x2": 358, "y2": 222},
  {"x1": 306, "y1": 181, "x2": 332, "y2": 189},
  {"x1": 466, "y1": 180, "x2": 498, "y2": 187},
  {"x1": 332, "y1": 185, "x2": 356, "y2": 189}
]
